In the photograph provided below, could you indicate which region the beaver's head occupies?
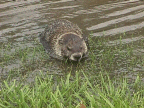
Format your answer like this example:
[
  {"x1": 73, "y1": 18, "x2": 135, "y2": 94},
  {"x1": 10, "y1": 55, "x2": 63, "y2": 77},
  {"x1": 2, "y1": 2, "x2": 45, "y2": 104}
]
[{"x1": 58, "y1": 33, "x2": 88, "y2": 62}]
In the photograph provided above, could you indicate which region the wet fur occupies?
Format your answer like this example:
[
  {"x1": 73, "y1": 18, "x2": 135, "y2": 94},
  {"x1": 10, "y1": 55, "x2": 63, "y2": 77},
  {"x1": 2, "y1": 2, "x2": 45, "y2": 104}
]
[{"x1": 40, "y1": 19, "x2": 88, "y2": 61}]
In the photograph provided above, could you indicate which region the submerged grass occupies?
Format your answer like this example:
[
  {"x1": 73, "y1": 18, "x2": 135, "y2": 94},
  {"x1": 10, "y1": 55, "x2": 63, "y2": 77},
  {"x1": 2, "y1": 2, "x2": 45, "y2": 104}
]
[
  {"x1": 0, "y1": 34, "x2": 144, "y2": 107},
  {"x1": 0, "y1": 72, "x2": 143, "y2": 108}
]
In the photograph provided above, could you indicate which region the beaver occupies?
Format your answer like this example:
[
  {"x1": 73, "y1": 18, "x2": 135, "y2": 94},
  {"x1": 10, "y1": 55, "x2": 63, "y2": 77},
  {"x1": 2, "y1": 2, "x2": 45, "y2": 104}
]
[{"x1": 40, "y1": 19, "x2": 88, "y2": 62}]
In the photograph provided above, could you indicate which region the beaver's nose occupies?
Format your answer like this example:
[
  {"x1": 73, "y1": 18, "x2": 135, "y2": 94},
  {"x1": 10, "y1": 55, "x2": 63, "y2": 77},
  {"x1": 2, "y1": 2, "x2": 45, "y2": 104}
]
[{"x1": 73, "y1": 54, "x2": 82, "y2": 61}]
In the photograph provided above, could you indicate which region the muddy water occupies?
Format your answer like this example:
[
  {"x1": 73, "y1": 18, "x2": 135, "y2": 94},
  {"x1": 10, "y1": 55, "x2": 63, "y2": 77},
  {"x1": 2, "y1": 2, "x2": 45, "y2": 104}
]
[{"x1": 0, "y1": 0, "x2": 144, "y2": 84}]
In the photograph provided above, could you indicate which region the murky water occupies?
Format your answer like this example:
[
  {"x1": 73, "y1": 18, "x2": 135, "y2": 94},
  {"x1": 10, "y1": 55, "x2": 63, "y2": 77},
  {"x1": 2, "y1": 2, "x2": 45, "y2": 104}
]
[{"x1": 0, "y1": 0, "x2": 144, "y2": 84}]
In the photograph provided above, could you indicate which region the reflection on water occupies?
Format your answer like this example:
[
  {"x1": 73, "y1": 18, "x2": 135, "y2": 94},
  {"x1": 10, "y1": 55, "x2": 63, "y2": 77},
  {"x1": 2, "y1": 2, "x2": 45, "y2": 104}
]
[{"x1": 0, "y1": 0, "x2": 144, "y2": 84}]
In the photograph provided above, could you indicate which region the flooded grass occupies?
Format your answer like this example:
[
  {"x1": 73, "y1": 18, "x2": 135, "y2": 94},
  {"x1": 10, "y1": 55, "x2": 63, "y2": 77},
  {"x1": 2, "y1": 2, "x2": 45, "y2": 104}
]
[{"x1": 0, "y1": 34, "x2": 144, "y2": 107}]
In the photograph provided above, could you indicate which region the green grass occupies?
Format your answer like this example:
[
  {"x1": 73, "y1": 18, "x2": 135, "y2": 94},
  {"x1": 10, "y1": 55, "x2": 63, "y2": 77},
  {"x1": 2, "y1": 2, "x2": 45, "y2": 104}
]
[
  {"x1": 0, "y1": 34, "x2": 144, "y2": 107},
  {"x1": 0, "y1": 72, "x2": 143, "y2": 108}
]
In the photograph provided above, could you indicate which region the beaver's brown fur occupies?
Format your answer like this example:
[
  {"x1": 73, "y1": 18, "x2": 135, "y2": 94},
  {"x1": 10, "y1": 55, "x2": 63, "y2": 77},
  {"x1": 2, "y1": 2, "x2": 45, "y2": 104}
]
[{"x1": 40, "y1": 19, "x2": 88, "y2": 62}]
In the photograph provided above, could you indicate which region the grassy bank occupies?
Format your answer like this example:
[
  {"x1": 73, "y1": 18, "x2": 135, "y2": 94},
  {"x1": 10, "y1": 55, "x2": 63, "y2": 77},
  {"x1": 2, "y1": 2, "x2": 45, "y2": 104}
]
[
  {"x1": 0, "y1": 71, "x2": 143, "y2": 108},
  {"x1": 0, "y1": 34, "x2": 144, "y2": 107}
]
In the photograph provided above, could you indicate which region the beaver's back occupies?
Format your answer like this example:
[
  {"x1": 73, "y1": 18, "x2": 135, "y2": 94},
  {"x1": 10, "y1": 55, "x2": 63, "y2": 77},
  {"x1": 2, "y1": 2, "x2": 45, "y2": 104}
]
[{"x1": 42, "y1": 19, "x2": 83, "y2": 48}]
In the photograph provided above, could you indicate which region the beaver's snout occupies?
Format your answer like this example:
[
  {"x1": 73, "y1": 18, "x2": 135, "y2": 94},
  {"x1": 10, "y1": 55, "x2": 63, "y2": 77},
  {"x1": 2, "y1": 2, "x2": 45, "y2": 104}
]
[{"x1": 69, "y1": 53, "x2": 82, "y2": 61}]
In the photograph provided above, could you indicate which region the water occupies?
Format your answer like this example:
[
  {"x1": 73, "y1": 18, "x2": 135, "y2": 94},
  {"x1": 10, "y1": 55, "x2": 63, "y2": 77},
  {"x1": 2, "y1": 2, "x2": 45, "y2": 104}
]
[{"x1": 0, "y1": 0, "x2": 144, "y2": 84}]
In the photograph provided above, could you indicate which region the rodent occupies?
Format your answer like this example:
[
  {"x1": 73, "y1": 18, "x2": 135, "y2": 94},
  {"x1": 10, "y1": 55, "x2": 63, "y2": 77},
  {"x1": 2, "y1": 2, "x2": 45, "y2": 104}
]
[{"x1": 40, "y1": 19, "x2": 88, "y2": 62}]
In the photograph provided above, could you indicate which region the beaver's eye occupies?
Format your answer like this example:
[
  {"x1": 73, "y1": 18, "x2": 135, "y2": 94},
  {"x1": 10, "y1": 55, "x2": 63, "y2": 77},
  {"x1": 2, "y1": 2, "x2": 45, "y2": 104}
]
[
  {"x1": 82, "y1": 53, "x2": 85, "y2": 57},
  {"x1": 67, "y1": 46, "x2": 72, "y2": 51}
]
